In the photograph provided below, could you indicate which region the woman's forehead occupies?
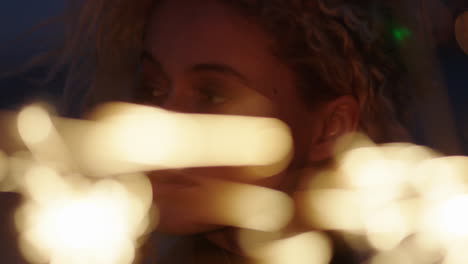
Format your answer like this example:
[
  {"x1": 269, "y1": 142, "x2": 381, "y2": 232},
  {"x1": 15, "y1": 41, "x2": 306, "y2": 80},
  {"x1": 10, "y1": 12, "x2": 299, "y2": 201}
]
[
  {"x1": 145, "y1": 0, "x2": 269, "y2": 68},
  {"x1": 144, "y1": 0, "x2": 301, "y2": 107}
]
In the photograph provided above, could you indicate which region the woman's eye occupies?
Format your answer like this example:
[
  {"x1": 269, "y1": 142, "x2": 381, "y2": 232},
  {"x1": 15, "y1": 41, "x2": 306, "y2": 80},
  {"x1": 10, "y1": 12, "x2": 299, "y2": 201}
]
[
  {"x1": 138, "y1": 79, "x2": 169, "y2": 105},
  {"x1": 199, "y1": 87, "x2": 227, "y2": 105},
  {"x1": 152, "y1": 86, "x2": 168, "y2": 98},
  {"x1": 208, "y1": 94, "x2": 227, "y2": 104}
]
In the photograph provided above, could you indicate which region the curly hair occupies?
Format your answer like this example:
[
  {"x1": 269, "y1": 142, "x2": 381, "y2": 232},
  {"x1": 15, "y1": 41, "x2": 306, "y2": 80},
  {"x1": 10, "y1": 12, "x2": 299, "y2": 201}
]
[
  {"x1": 223, "y1": 0, "x2": 410, "y2": 142},
  {"x1": 55, "y1": 0, "x2": 409, "y2": 142}
]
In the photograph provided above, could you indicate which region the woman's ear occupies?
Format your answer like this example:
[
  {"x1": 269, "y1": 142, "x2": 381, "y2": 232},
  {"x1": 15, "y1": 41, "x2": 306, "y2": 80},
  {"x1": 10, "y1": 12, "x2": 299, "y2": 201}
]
[{"x1": 307, "y1": 96, "x2": 359, "y2": 162}]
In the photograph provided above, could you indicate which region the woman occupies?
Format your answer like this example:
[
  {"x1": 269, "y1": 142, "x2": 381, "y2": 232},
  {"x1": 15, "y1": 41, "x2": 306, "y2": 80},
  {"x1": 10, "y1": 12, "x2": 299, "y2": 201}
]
[{"x1": 52, "y1": 0, "x2": 409, "y2": 263}]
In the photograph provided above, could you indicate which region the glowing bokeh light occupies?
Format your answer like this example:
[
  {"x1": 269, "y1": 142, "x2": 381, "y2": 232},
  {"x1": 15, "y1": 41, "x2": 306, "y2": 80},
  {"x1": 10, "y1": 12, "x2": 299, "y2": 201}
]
[
  {"x1": 339, "y1": 146, "x2": 409, "y2": 190},
  {"x1": 444, "y1": 241, "x2": 468, "y2": 264},
  {"x1": 15, "y1": 167, "x2": 153, "y2": 264},
  {"x1": 365, "y1": 200, "x2": 417, "y2": 251},
  {"x1": 299, "y1": 135, "x2": 468, "y2": 262},
  {"x1": 215, "y1": 181, "x2": 293, "y2": 231},
  {"x1": 412, "y1": 157, "x2": 468, "y2": 202},
  {"x1": 158, "y1": 178, "x2": 294, "y2": 232},
  {"x1": 297, "y1": 189, "x2": 364, "y2": 231},
  {"x1": 423, "y1": 195, "x2": 468, "y2": 242},
  {"x1": 81, "y1": 103, "x2": 293, "y2": 178},
  {"x1": 370, "y1": 251, "x2": 413, "y2": 264},
  {"x1": 17, "y1": 105, "x2": 53, "y2": 145},
  {"x1": 4, "y1": 105, "x2": 468, "y2": 264},
  {"x1": 23, "y1": 166, "x2": 72, "y2": 203},
  {"x1": 240, "y1": 231, "x2": 331, "y2": 264}
]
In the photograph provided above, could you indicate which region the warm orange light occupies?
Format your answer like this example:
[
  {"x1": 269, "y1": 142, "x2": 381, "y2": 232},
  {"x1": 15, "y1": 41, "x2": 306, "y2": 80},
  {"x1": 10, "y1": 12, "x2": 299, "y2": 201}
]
[
  {"x1": 17, "y1": 105, "x2": 53, "y2": 145},
  {"x1": 80, "y1": 103, "x2": 293, "y2": 178},
  {"x1": 15, "y1": 165, "x2": 153, "y2": 264},
  {"x1": 240, "y1": 231, "x2": 332, "y2": 264},
  {"x1": 5, "y1": 106, "x2": 468, "y2": 264}
]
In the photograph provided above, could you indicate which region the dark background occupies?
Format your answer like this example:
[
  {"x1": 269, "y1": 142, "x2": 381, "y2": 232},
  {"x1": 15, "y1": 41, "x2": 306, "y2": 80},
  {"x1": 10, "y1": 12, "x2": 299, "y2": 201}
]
[
  {"x1": 0, "y1": 1, "x2": 467, "y2": 263},
  {"x1": 0, "y1": 0, "x2": 64, "y2": 110}
]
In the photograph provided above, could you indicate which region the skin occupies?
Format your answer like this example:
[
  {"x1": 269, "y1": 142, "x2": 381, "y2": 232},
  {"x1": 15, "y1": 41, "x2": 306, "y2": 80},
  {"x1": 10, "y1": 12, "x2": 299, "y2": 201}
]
[{"x1": 141, "y1": 0, "x2": 357, "y2": 234}]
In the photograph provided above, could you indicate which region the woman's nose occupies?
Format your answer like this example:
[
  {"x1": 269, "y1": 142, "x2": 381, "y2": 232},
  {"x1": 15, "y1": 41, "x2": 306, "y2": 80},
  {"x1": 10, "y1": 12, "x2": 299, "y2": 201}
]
[{"x1": 160, "y1": 88, "x2": 199, "y2": 114}]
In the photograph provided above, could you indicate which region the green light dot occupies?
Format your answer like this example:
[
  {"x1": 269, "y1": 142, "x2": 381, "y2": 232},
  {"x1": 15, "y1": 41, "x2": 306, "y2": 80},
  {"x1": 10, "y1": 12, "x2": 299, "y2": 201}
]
[{"x1": 392, "y1": 27, "x2": 412, "y2": 42}]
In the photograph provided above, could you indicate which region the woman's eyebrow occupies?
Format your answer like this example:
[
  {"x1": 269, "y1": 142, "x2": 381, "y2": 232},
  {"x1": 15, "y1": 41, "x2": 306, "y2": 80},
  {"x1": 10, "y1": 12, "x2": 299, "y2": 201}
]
[
  {"x1": 141, "y1": 51, "x2": 168, "y2": 75},
  {"x1": 141, "y1": 51, "x2": 249, "y2": 86},
  {"x1": 189, "y1": 64, "x2": 250, "y2": 86},
  {"x1": 141, "y1": 51, "x2": 171, "y2": 84},
  {"x1": 141, "y1": 50, "x2": 162, "y2": 64}
]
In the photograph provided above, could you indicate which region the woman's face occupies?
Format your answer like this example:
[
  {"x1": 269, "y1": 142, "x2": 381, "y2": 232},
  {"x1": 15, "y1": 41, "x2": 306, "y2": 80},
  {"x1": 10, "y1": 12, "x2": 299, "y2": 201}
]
[{"x1": 142, "y1": 0, "x2": 318, "y2": 234}]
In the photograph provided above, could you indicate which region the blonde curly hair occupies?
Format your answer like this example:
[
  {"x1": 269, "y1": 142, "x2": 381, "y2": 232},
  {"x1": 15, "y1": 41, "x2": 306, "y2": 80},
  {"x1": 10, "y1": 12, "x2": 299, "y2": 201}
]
[{"x1": 55, "y1": 0, "x2": 409, "y2": 142}]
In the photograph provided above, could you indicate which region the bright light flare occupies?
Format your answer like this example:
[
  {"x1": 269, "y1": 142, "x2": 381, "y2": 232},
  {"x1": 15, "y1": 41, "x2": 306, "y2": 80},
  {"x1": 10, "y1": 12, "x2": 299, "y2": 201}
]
[
  {"x1": 81, "y1": 103, "x2": 293, "y2": 178},
  {"x1": 5, "y1": 106, "x2": 468, "y2": 264},
  {"x1": 370, "y1": 251, "x2": 413, "y2": 264},
  {"x1": 412, "y1": 157, "x2": 468, "y2": 201},
  {"x1": 15, "y1": 166, "x2": 153, "y2": 264},
  {"x1": 365, "y1": 200, "x2": 418, "y2": 251},
  {"x1": 23, "y1": 166, "x2": 72, "y2": 203},
  {"x1": 299, "y1": 135, "x2": 468, "y2": 258},
  {"x1": 297, "y1": 189, "x2": 364, "y2": 231},
  {"x1": 423, "y1": 195, "x2": 468, "y2": 242},
  {"x1": 443, "y1": 241, "x2": 468, "y2": 264},
  {"x1": 212, "y1": 181, "x2": 293, "y2": 231},
  {"x1": 16, "y1": 105, "x2": 75, "y2": 173},
  {"x1": 240, "y1": 231, "x2": 332, "y2": 264},
  {"x1": 17, "y1": 105, "x2": 53, "y2": 145},
  {"x1": 156, "y1": 178, "x2": 293, "y2": 232},
  {"x1": 339, "y1": 146, "x2": 410, "y2": 190}
]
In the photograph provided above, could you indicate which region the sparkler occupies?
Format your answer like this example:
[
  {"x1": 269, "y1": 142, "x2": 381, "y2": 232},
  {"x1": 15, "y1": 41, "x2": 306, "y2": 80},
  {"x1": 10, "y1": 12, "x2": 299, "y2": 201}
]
[
  {"x1": 0, "y1": 102, "x2": 467, "y2": 264},
  {"x1": 1, "y1": 102, "x2": 295, "y2": 264}
]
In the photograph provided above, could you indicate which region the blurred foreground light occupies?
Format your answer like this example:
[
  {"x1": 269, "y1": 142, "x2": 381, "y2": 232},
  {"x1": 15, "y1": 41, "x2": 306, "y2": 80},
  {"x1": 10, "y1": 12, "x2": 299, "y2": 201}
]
[
  {"x1": 424, "y1": 195, "x2": 468, "y2": 242},
  {"x1": 215, "y1": 181, "x2": 293, "y2": 231},
  {"x1": 339, "y1": 146, "x2": 409, "y2": 190},
  {"x1": 23, "y1": 166, "x2": 71, "y2": 203},
  {"x1": 444, "y1": 242, "x2": 468, "y2": 264},
  {"x1": 7, "y1": 105, "x2": 468, "y2": 264},
  {"x1": 455, "y1": 11, "x2": 468, "y2": 55},
  {"x1": 17, "y1": 105, "x2": 53, "y2": 145},
  {"x1": 297, "y1": 189, "x2": 363, "y2": 231},
  {"x1": 370, "y1": 251, "x2": 413, "y2": 264},
  {"x1": 81, "y1": 103, "x2": 293, "y2": 178},
  {"x1": 15, "y1": 167, "x2": 153, "y2": 264},
  {"x1": 241, "y1": 231, "x2": 332, "y2": 264},
  {"x1": 164, "y1": 178, "x2": 293, "y2": 232},
  {"x1": 365, "y1": 200, "x2": 418, "y2": 251},
  {"x1": 412, "y1": 157, "x2": 468, "y2": 201}
]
